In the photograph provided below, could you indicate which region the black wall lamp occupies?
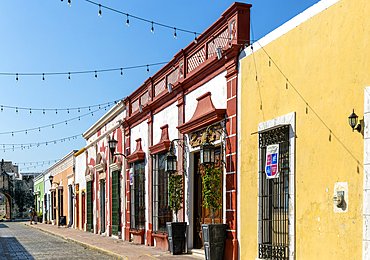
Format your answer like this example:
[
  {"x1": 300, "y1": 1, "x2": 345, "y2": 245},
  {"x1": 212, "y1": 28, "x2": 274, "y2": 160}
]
[
  {"x1": 165, "y1": 142, "x2": 177, "y2": 173},
  {"x1": 164, "y1": 139, "x2": 185, "y2": 173},
  {"x1": 200, "y1": 126, "x2": 215, "y2": 166},
  {"x1": 108, "y1": 138, "x2": 126, "y2": 162},
  {"x1": 49, "y1": 175, "x2": 59, "y2": 186},
  {"x1": 348, "y1": 109, "x2": 362, "y2": 132}
]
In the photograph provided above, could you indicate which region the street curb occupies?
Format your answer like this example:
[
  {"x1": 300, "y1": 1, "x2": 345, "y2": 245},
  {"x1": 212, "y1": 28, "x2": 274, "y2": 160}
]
[{"x1": 24, "y1": 223, "x2": 129, "y2": 260}]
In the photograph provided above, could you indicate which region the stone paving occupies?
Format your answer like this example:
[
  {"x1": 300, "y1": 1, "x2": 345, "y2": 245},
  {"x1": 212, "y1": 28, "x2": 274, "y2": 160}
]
[
  {"x1": 1, "y1": 222, "x2": 204, "y2": 260},
  {"x1": 0, "y1": 222, "x2": 113, "y2": 260}
]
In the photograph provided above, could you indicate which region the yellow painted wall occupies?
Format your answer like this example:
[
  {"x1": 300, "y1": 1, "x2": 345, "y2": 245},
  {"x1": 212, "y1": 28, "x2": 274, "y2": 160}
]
[{"x1": 239, "y1": 0, "x2": 369, "y2": 259}]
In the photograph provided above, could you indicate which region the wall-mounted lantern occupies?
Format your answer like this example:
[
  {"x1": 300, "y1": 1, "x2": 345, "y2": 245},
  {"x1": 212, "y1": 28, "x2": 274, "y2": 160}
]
[
  {"x1": 108, "y1": 138, "x2": 126, "y2": 162},
  {"x1": 348, "y1": 109, "x2": 361, "y2": 132},
  {"x1": 49, "y1": 175, "x2": 53, "y2": 186},
  {"x1": 200, "y1": 127, "x2": 215, "y2": 166},
  {"x1": 165, "y1": 142, "x2": 177, "y2": 173}
]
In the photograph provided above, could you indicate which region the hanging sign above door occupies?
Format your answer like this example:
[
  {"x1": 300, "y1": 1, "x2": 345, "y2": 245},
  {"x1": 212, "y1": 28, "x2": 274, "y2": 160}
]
[{"x1": 265, "y1": 144, "x2": 279, "y2": 179}]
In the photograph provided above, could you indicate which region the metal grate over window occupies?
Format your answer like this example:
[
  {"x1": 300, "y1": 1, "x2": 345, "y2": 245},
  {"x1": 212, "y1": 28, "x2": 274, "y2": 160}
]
[
  {"x1": 153, "y1": 152, "x2": 172, "y2": 233},
  {"x1": 258, "y1": 125, "x2": 290, "y2": 260},
  {"x1": 130, "y1": 161, "x2": 145, "y2": 230}
]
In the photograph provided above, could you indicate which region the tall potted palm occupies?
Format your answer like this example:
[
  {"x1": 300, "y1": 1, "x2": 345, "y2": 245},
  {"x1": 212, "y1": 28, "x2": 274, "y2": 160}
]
[
  {"x1": 165, "y1": 142, "x2": 187, "y2": 255},
  {"x1": 202, "y1": 166, "x2": 227, "y2": 260}
]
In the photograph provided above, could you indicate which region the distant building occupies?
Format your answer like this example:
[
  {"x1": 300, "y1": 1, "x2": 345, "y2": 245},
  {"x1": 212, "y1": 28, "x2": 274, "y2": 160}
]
[{"x1": 0, "y1": 159, "x2": 34, "y2": 220}]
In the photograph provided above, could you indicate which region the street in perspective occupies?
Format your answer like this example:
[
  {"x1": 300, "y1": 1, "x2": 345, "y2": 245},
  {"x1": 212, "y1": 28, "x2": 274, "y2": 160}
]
[{"x1": 2, "y1": 0, "x2": 369, "y2": 259}]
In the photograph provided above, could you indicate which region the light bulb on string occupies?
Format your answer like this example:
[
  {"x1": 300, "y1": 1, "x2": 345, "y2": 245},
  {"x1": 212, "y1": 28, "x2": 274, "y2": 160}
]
[
  {"x1": 67, "y1": 109, "x2": 69, "y2": 114},
  {"x1": 89, "y1": 106, "x2": 91, "y2": 111},
  {"x1": 121, "y1": 68, "x2": 123, "y2": 77},
  {"x1": 16, "y1": 73, "x2": 18, "y2": 82},
  {"x1": 147, "y1": 65, "x2": 149, "y2": 74},
  {"x1": 68, "y1": 0, "x2": 71, "y2": 7},
  {"x1": 79, "y1": 117, "x2": 80, "y2": 121},
  {"x1": 43, "y1": 109, "x2": 45, "y2": 115},
  {"x1": 16, "y1": 107, "x2": 18, "y2": 114},
  {"x1": 39, "y1": 128, "x2": 40, "y2": 132},
  {"x1": 55, "y1": 109, "x2": 58, "y2": 115},
  {"x1": 68, "y1": 72, "x2": 71, "y2": 81},
  {"x1": 29, "y1": 109, "x2": 31, "y2": 115},
  {"x1": 78, "y1": 108, "x2": 80, "y2": 113},
  {"x1": 12, "y1": 132, "x2": 13, "y2": 137},
  {"x1": 92, "y1": 112, "x2": 93, "y2": 116},
  {"x1": 52, "y1": 124, "x2": 54, "y2": 129},
  {"x1": 174, "y1": 28, "x2": 177, "y2": 39},
  {"x1": 1, "y1": 106, "x2": 3, "y2": 112},
  {"x1": 95, "y1": 71, "x2": 97, "y2": 80},
  {"x1": 194, "y1": 33, "x2": 197, "y2": 44},
  {"x1": 151, "y1": 22, "x2": 154, "y2": 34},
  {"x1": 126, "y1": 14, "x2": 129, "y2": 26},
  {"x1": 42, "y1": 73, "x2": 45, "y2": 82},
  {"x1": 98, "y1": 4, "x2": 102, "y2": 18},
  {"x1": 65, "y1": 121, "x2": 67, "y2": 125}
]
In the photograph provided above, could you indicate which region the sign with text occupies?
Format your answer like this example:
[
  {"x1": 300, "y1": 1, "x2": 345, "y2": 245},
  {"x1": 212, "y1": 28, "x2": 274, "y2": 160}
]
[
  {"x1": 129, "y1": 168, "x2": 133, "y2": 185},
  {"x1": 265, "y1": 144, "x2": 279, "y2": 179}
]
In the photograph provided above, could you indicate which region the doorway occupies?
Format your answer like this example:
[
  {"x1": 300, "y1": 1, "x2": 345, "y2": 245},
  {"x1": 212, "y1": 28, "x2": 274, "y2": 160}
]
[
  {"x1": 0, "y1": 192, "x2": 11, "y2": 220},
  {"x1": 76, "y1": 193, "x2": 80, "y2": 229},
  {"x1": 82, "y1": 192, "x2": 86, "y2": 230},
  {"x1": 100, "y1": 181, "x2": 106, "y2": 233},
  {"x1": 193, "y1": 148, "x2": 223, "y2": 249}
]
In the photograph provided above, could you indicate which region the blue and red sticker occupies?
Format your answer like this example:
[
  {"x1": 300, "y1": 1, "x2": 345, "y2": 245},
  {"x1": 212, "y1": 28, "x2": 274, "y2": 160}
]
[{"x1": 265, "y1": 144, "x2": 279, "y2": 179}]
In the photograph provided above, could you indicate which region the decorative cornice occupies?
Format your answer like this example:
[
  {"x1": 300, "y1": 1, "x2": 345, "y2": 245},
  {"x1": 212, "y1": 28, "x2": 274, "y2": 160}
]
[
  {"x1": 127, "y1": 138, "x2": 145, "y2": 163},
  {"x1": 177, "y1": 92, "x2": 226, "y2": 134},
  {"x1": 110, "y1": 162, "x2": 122, "y2": 172},
  {"x1": 43, "y1": 150, "x2": 78, "y2": 177},
  {"x1": 149, "y1": 124, "x2": 171, "y2": 155},
  {"x1": 83, "y1": 100, "x2": 125, "y2": 140},
  {"x1": 94, "y1": 163, "x2": 106, "y2": 173}
]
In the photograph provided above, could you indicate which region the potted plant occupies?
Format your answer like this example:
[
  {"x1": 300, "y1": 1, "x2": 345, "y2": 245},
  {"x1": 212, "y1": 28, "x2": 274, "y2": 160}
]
[
  {"x1": 166, "y1": 172, "x2": 187, "y2": 255},
  {"x1": 202, "y1": 166, "x2": 227, "y2": 260}
]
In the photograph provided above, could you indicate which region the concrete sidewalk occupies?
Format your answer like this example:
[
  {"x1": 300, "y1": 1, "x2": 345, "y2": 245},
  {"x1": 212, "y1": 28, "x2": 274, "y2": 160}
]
[{"x1": 23, "y1": 222, "x2": 203, "y2": 260}]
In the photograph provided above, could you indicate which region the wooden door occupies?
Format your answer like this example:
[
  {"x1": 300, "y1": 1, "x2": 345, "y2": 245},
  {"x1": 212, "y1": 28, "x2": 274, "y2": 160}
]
[
  {"x1": 76, "y1": 194, "x2": 79, "y2": 229},
  {"x1": 193, "y1": 149, "x2": 222, "y2": 248},
  {"x1": 82, "y1": 193, "x2": 86, "y2": 230}
]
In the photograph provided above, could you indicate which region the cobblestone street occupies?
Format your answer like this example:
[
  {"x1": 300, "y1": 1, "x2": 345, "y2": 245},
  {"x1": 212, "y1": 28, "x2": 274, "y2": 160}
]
[
  {"x1": 0, "y1": 222, "x2": 202, "y2": 260},
  {"x1": 0, "y1": 222, "x2": 113, "y2": 260}
]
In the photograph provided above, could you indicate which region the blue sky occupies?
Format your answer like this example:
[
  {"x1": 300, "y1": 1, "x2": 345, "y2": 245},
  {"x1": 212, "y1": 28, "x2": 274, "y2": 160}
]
[{"x1": 0, "y1": 0, "x2": 319, "y2": 173}]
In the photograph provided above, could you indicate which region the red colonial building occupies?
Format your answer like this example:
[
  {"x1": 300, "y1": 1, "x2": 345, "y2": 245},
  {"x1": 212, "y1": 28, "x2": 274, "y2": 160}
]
[{"x1": 119, "y1": 3, "x2": 251, "y2": 259}]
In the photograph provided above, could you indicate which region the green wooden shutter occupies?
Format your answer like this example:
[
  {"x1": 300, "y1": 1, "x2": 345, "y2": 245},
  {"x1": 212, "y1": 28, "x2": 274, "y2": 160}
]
[
  {"x1": 86, "y1": 181, "x2": 93, "y2": 232},
  {"x1": 111, "y1": 170, "x2": 119, "y2": 235}
]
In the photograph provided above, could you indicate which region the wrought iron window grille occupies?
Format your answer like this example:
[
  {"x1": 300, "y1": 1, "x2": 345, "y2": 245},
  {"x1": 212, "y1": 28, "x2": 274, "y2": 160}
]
[{"x1": 258, "y1": 125, "x2": 290, "y2": 260}]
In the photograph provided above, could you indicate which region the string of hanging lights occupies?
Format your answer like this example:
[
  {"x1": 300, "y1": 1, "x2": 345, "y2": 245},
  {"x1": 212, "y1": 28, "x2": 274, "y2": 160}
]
[
  {"x1": 0, "y1": 99, "x2": 121, "y2": 114},
  {"x1": 84, "y1": 0, "x2": 200, "y2": 39},
  {"x1": 0, "y1": 62, "x2": 168, "y2": 81},
  {"x1": 0, "y1": 133, "x2": 81, "y2": 152},
  {"x1": 0, "y1": 105, "x2": 108, "y2": 136},
  {"x1": 15, "y1": 159, "x2": 59, "y2": 167}
]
